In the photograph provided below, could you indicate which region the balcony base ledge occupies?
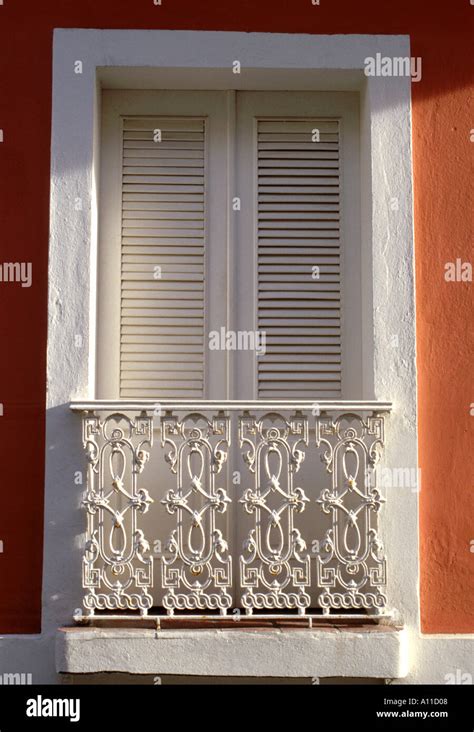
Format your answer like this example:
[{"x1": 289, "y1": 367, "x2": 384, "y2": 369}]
[{"x1": 56, "y1": 625, "x2": 407, "y2": 679}]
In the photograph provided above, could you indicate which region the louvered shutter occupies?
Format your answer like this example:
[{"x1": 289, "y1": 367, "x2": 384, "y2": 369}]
[
  {"x1": 120, "y1": 117, "x2": 205, "y2": 398},
  {"x1": 257, "y1": 119, "x2": 342, "y2": 398}
]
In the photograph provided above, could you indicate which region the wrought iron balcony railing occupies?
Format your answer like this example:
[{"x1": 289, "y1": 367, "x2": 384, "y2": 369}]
[{"x1": 70, "y1": 400, "x2": 392, "y2": 624}]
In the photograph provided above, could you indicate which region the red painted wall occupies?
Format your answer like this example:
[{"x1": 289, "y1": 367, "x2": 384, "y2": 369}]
[{"x1": 0, "y1": 0, "x2": 472, "y2": 633}]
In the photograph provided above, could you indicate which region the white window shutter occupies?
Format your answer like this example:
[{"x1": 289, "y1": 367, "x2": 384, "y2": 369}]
[
  {"x1": 256, "y1": 119, "x2": 342, "y2": 398},
  {"x1": 120, "y1": 117, "x2": 205, "y2": 398}
]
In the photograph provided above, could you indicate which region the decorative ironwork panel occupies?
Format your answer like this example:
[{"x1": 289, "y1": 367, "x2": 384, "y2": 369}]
[
  {"x1": 81, "y1": 411, "x2": 154, "y2": 615},
  {"x1": 316, "y1": 413, "x2": 387, "y2": 611},
  {"x1": 161, "y1": 411, "x2": 232, "y2": 613},
  {"x1": 239, "y1": 411, "x2": 311, "y2": 613}
]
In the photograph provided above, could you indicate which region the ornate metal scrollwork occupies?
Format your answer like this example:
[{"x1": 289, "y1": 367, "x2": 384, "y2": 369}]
[
  {"x1": 315, "y1": 413, "x2": 387, "y2": 612},
  {"x1": 81, "y1": 411, "x2": 154, "y2": 615},
  {"x1": 74, "y1": 402, "x2": 392, "y2": 619},
  {"x1": 239, "y1": 411, "x2": 311, "y2": 613},
  {"x1": 160, "y1": 411, "x2": 232, "y2": 613}
]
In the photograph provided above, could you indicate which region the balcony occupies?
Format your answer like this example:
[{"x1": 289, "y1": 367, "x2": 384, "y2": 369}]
[{"x1": 68, "y1": 399, "x2": 393, "y2": 625}]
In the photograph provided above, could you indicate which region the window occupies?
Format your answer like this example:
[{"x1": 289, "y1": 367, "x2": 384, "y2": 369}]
[
  {"x1": 97, "y1": 90, "x2": 362, "y2": 400},
  {"x1": 49, "y1": 31, "x2": 416, "y2": 675}
]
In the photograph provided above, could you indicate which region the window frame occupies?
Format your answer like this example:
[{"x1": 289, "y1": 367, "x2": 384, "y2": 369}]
[
  {"x1": 46, "y1": 31, "x2": 419, "y2": 667},
  {"x1": 98, "y1": 89, "x2": 362, "y2": 401}
]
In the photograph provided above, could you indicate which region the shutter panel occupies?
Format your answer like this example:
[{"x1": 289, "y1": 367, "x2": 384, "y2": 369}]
[
  {"x1": 257, "y1": 119, "x2": 342, "y2": 398},
  {"x1": 120, "y1": 117, "x2": 205, "y2": 398}
]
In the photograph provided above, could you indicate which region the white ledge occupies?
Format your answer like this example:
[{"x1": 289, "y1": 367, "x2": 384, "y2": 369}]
[
  {"x1": 69, "y1": 399, "x2": 393, "y2": 413},
  {"x1": 56, "y1": 625, "x2": 407, "y2": 678}
]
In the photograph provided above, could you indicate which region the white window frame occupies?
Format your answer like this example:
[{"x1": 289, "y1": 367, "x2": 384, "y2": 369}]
[
  {"x1": 98, "y1": 89, "x2": 362, "y2": 400},
  {"x1": 46, "y1": 30, "x2": 419, "y2": 678}
]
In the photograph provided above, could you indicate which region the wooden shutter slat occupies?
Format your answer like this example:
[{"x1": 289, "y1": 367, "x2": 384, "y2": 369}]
[
  {"x1": 257, "y1": 118, "x2": 342, "y2": 398},
  {"x1": 120, "y1": 117, "x2": 206, "y2": 398}
]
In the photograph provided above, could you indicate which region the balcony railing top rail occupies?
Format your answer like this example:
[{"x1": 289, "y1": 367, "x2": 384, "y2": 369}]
[{"x1": 70, "y1": 399, "x2": 393, "y2": 413}]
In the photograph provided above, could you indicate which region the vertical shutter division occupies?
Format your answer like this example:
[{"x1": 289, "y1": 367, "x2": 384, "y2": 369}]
[
  {"x1": 257, "y1": 119, "x2": 342, "y2": 398},
  {"x1": 120, "y1": 117, "x2": 205, "y2": 398}
]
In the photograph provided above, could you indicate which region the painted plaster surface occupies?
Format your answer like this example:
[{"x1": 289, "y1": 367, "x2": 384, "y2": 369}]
[{"x1": 0, "y1": 0, "x2": 472, "y2": 684}]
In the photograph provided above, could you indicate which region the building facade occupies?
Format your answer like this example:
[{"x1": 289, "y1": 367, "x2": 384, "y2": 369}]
[{"x1": 0, "y1": 3, "x2": 472, "y2": 685}]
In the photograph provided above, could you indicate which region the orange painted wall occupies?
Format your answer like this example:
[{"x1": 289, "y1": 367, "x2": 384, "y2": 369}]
[
  {"x1": 413, "y1": 29, "x2": 473, "y2": 632},
  {"x1": 0, "y1": 0, "x2": 472, "y2": 633}
]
